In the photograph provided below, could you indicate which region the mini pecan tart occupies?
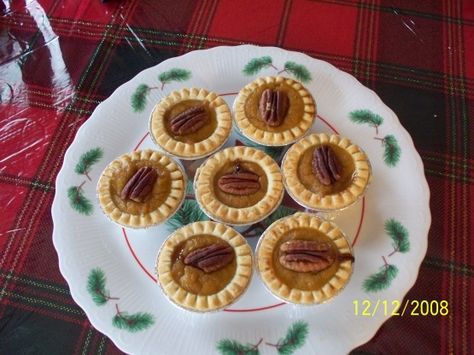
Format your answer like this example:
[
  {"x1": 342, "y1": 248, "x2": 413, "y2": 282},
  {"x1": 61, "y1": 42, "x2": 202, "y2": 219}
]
[
  {"x1": 256, "y1": 213, "x2": 354, "y2": 304},
  {"x1": 97, "y1": 149, "x2": 186, "y2": 228},
  {"x1": 282, "y1": 133, "x2": 371, "y2": 211},
  {"x1": 156, "y1": 221, "x2": 253, "y2": 312},
  {"x1": 233, "y1": 76, "x2": 316, "y2": 146},
  {"x1": 194, "y1": 146, "x2": 284, "y2": 225},
  {"x1": 150, "y1": 88, "x2": 232, "y2": 160}
]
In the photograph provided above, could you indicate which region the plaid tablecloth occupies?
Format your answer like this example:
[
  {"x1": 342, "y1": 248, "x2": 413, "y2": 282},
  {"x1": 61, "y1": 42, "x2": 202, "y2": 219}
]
[{"x1": 0, "y1": 0, "x2": 472, "y2": 354}]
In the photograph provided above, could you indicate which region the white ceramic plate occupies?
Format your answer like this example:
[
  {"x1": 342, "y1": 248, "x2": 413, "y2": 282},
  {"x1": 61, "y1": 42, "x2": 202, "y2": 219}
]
[{"x1": 52, "y1": 45, "x2": 430, "y2": 355}]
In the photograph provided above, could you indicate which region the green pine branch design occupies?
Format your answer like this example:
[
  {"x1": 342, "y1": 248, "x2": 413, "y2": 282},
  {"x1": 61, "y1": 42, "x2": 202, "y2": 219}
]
[
  {"x1": 234, "y1": 130, "x2": 284, "y2": 162},
  {"x1": 131, "y1": 69, "x2": 190, "y2": 112},
  {"x1": 68, "y1": 182, "x2": 93, "y2": 215},
  {"x1": 243, "y1": 56, "x2": 277, "y2": 75},
  {"x1": 158, "y1": 68, "x2": 191, "y2": 90},
  {"x1": 165, "y1": 199, "x2": 208, "y2": 231},
  {"x1": 349, "y1": 109, "x2": 384, "y2": 134},
  {"x1": 217, "y1": 338, "x2": 262, "y2": 355},
  {"x1": 374, "y1": 134, "x2": 401, "y2": 167},
  {"x1": 266, "y1": 321, "x2": 309, "y2": 355},
  {"x1": 386, "y1": 219, "x2": 410, "y2": 256},
  {"x1": 113, "y1": 304, "x2": 154, "y2": 332},
  {"x1": 131, "y1": 84, "x2": 150, "y2": 112},
  {"x1": 87, "y1": 269, "x2": 154, "y2": 332},
  {"x1": 264, "y1": 206, "x2": 297, "y2": 226},
  {"x1": 186, "y1": 180, "x2": 194, "y2": 197},
  {"x1": 363, "y1": 258, "x2": 399, "y2": 292},
  {"x1": 74, "y1": 147, "x2": 104, "y2": 181},
  {"x1": 279, "y1": 61, "x2": 312, "y2": 83},
  {"x1": 87, "y1": 268, "x2": 118, "y2": 306}
]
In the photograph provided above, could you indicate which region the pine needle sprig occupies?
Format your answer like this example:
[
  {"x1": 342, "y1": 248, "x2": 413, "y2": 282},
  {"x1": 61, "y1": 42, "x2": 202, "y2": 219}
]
[
  {"x1": 165, "y1": 199, "x2": 208, "y2": 231},
  {"x1": 74, "y1": 147, "x2": 104, "y2": 181},
  {"x1": 349, "y1": 109, "x2": 384, "y2": 134},
  {"x1": 185, "y1": 180, "x2": 194, "y2": 197},
  {"x1": 280, "y1": 61, "x2": 312, "y2": 83},
  {"x1": 243, "y1": 56, "x2": 276, "y2": 75},
  {"x1": 374, "y1": 134, "x2": 401, "y2": 167},
  {"x1": 131, "y1": 84, "x2": 150, "y2": 112},
  {"x1": 363, "y1": 259, "x2": 399, "y2": 292},
  {"x1": 264, "y1": 206, "x2": 297, "y2": 227},
  {"x1": 113, "y1": 305, "x2": 154, "y2": 332},
  {"x1": 266, "y1": 321, "x2": 309, "y2": 355},
  {"x1": 216, "y1": 338, "x2": 262, "y2": 355},
  {"x1": 383, "y1": 135, "x2": 401, "y2": 167},
  {"x1": 87, "y1": 268, "x2": 118, "y2": 305},
  {"x1": 158, "y1": 68, "x2": 191, "y2": 90},
  {"x1": 385, "y1": 219, "x2": 410, "y2": 256},
  {"x1": 68, "y1": 183, "x2": 93, "y2": 216}
]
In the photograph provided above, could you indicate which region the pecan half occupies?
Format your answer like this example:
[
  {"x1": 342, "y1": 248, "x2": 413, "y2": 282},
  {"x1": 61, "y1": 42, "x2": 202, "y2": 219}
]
[
  {"x1": 312, "y1": 146, "x2": 341, "y2": 186},
  {"x1": 217, "y1": 164, "x2": 261, "y2": 195},
  {"x1": 259, "y1": 88, "x2": 289, "y2": 127},
  {"x1": 169, "y1": 105, "x2": 209, "y2": 136},
  {"x1": 121, "y1": 167, "x2": 158, "y2": 203},
  {"x1": 184, "y1": 244, "x2": 234, "y2": 273},
  {"x1": 279, "y1": 240, "x2": 337, "y2": 273}
]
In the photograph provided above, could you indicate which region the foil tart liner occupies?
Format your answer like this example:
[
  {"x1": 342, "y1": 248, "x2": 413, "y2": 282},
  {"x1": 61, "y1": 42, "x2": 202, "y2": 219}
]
[
  {"x1": 96, "y1": 151, "x2": 188, "y2": 230},
  {"x1": 154, "y1": 223, "x2": 254, "y2": 313},
  {"x1": 148, "y1": 101, "x2": 232, "y2": 161},
  {"x1": 192, "y1": 153, "x2": 285, "y2": 228},
  {"x1": 280, "y1": 142, "x2": 373, "y2": 214},
  {"x1": 254, "y1": 212, "x2": 355, "y2": 306}
]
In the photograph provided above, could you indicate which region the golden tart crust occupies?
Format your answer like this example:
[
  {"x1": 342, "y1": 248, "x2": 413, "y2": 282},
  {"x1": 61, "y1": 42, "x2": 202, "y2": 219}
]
[
  {"x1": 195, "y1": 146, "x2": 284, "y2": 225},
  {"x1": 150, "y1": 88, "x2": 232, "y2": 159},
  {"x1": 156, "y1": 221, "x2": 253, "y2": 312},
  {"x1": 97, "y1": 149, "x2": 186, "y2": 228},
  {"x1": 256, "y1": 213, "x2": 353, "y2": 305},
  {"x1": 282, "y1": 133, "x2": 371, "y2": 211},
  {"x1": 233, "y1": 76, "x2": 316, "y2": 146}
]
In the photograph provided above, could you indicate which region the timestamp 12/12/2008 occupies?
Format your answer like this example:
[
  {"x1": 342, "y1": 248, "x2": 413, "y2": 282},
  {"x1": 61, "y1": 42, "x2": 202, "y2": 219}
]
[{"x1": 353, "y1": 299, "x2": 449, "y2": 317}]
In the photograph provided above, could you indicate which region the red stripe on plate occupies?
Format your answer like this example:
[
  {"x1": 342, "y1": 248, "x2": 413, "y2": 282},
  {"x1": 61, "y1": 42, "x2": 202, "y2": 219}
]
[
  {"x1": 122, "y1": 228, "x2": 157, "y2": 283},
  {"x1": 133, "y1": 132, "x2": 150, "y2": 152},
  {"x1": 352, "y1": 197, "x2": 366, "y2": 247},
  {"x1": 318, "y1": 114, "x2": 339, "y2": 134},
  {"x1": 224, "y1": 302, "x2": 286, "y2": 313}
]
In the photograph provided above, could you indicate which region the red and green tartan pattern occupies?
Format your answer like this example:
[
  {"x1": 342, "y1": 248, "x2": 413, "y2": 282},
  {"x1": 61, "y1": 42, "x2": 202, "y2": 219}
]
[{"x1": 0, "y1": 0, "x2": 473, "y2": 354}]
